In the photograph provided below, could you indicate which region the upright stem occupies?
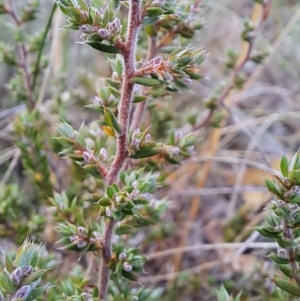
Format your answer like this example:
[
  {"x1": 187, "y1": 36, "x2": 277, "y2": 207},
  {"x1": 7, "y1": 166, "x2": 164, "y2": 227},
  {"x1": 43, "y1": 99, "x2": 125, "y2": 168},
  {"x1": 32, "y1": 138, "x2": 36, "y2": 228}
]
[
  {"x1": 130, "y1": 37, "x2": 156, "y2": 131},
  {"x1": 98, "y1": 0, "x2": 141, "y2": 299},
  {"x1": 6, "y1": 0, "x2": 35, "y2": 111},
  {"x1": 282, "y1": 219, "x2": 300, "y2": 288}
]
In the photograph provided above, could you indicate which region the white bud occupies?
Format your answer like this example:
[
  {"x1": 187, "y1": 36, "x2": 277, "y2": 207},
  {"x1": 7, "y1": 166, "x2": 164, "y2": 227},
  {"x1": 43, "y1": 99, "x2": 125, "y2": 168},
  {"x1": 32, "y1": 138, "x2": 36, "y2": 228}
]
[
  {"x1": 118, "y1": 252, "x2": 127, "y2": 260},
  {"x1": 277, "y1": 200, "x2": 285, "y2": 207},
  {"x1": 106, "y1": 207, "x2": 112, "y2": 217},
  {"x1": 99, "y1": 147, "x2": 107, "y2": 160},
  {"x1": 131, "y1": 138, "x2": 140, "y2": 149},
  {"x1": 76, "y1": 239, "x2": 87, "y2": 249},
  {"x1": 82, "y1": 151, "x2": 93, "y2": 163},
  {"x1": 70, "y1": 235, "x2": 79, "y2": 243},
  {"x1": 123, "y1": 261, "x2": 132, "y2": 271},
  {"x1": 132, "y1": 128, "x2": 140, "y2": 139},
  {"x1": 85, "y1": 138, "x2": 95, "y2": 150},
  {"x1": 10, "y1": 267, "x2": 23, "y2": 285},
  {"x1": 77, "y1": 226, "x2": 87, "y2": 235},
  {"x1": 288, "y1": 203, "x2": 300, "y2": 214},
  {"x1": 145, "y1": 134, "x2": 151, "y2": 141},
  {"x1": 277, "y1": 248, "x2": 287, "y2": 258},
  {"x1": 14, "y1": 285, "x2": 31, "y2": 299}
]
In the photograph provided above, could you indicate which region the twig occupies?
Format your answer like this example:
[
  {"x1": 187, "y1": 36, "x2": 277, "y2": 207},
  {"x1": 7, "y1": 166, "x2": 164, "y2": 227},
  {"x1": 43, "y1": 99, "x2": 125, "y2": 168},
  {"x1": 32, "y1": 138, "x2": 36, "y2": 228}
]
[
  {"x1": 6, "y1": 0, "x2": 34, "y2": 110},
  {"x1": 31, "y1": 3, "x2": 57, "y2": 91},
  {"x1": 130, "y1": 36, "x2": 157, "y2": 131},
  {"x1": 99, "y1": 0, "x2": 142, "y2": 299},
  {"x1": 147, "y1": 242, "x2": 278, "y2": 260}
]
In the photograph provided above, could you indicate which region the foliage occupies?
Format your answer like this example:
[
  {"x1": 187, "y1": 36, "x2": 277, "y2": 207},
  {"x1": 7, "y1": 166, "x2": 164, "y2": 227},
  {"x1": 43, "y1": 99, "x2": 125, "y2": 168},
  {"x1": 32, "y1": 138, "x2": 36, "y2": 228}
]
[{"x1": 0, "y1": 0, "x2": 282, "y2": 300}]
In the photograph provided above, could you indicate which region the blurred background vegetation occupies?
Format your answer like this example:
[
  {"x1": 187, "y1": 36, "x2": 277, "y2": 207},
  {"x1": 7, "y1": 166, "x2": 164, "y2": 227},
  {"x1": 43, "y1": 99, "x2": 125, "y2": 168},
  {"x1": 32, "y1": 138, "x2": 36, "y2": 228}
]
[{"x1": 1, "y1": 0, "x2": 300, "y2": 300}]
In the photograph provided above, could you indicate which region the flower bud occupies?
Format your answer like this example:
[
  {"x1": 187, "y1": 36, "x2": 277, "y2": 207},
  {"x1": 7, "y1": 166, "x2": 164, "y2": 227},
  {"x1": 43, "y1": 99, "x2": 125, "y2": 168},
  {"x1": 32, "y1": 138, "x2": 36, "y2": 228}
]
[
  {"x1": 79, "y1": 24, "x2": 92, "y2": 34},
  {"x1": 131, "y1": 138, "x2": 140, "y2": 149},
  {"x1": 99, "y1": 147, "x2": 107, "y2": 160},
  {"x1": 132, "y1": 128, "x2": 140, "y2": 139},
  {"x1": 145, "y1": 134, "x2": 151, "y2": 141},
  {"x1": 118, "y1": 252, "x2": 127, "y2": 261},
  {"x1": 82, "y1": 151, "x2": 93, "y2": 163},
  {"x1": 132, "y1": 297, "x2": 139, "y2": 301},
  {"x1": 277, "y1": 200, "x2": 285, "y2": 207},
  {"x1": 98, "y1": 28, "x2": 110, "y2": 39},
  {"x1": 277, "y1": 248, "x2": 287, "y2": 259},
  {"x1": 123, "y1": 261, "x2": 132, "y2": 271},
  {"x1": 10, "y1": 267, "x2": 23, "y2": 285},
  {"x1": 77, "y1": 239, "x2": 87, "y2": 249},
  {"x1": 77, "y1": 226, "x2": 88, "y2": 236},
  {"x1": 288, "y1": 203, "x2": 300, "y2": 214},
  {"x1": 107, "y1": 17, "x2": 121, "y2": 34},
  {"x1": 106, "y1": 207, "x2": 112, "y2": 217},
  {"x1": 14, "y1": 285, "x2": 31, "y2": 299},
  {"x1": 22, "y1": 265, "x2": 33, "y2": 277},
  {"x1": 70, "y1": 235, "x2": 79, "y2": 243}
]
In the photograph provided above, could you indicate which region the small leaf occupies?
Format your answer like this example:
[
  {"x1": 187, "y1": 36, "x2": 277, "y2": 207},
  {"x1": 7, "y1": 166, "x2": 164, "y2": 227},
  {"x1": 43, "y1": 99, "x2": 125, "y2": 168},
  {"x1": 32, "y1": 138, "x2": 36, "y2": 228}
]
[
  {"x1": 265, "y1": 179, "x2": 282, "y2": 198},
  {"x1": 106, "y1": 186, "x2": 117, "y2": 198},
  {"x1": 279, "y1": 264, "x2": 293, "y2": 278},
  {"x1": 146, "y1": 7, "x2": 165, "y2": 17},
  {"x1": 131, "y1": 77, "x2": 162, "y2": 86},
  {"x1": 130, "y1": 147, "x2": 163, "y2": 159},
  {"x1": 5, "y1": 253, "x2": 14, "y2": 273},
  {"x1": 85, "y1": 41, "x2": 121, "y2": 53},
  {"x1": 21, "y1": 269, "x2": 50, "y2": 285},
  {"x1": 133, "y1": 95, "x2": 148, "y2": 103},
  {"x1": 280, "y1": 155, "x2": 289, "y2": 177},
  {"x1": 99, "y1": 197, "x2": 111, "y2": 206},
  {"x1": 142, "y1": 16, "x2": 160, "y2": 25},
  {"x1": 103, "y1": 106, "x2": 122, "y2": 134},
  {"x1": 254, "y1": 226, "x2": 281, "y2": 238},
  {"x1": 272, "y1": 277, "x2": 300, "y2": 297},
  {"x1": 115, "y1": 224, "x2": 136, "y2": 235},
  {"x1": 122, "y1": 270, "x2": 138, "y2": 281},
  {"x1": 103, "y1": 3, "x2": 112, "y2": 25},
  {"x1": 65, "y1": 7, "x2": 81, "y2": 21}
]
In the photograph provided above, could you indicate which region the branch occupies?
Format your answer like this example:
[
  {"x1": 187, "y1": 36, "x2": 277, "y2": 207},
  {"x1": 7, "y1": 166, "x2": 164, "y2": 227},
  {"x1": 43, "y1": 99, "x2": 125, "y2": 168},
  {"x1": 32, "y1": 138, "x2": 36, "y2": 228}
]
[
  {"x1": 130, "y1": 36, "x2": 156, "y2": 131},
  {"x1": 6, "y1": 0, "x2": 35, "y2": 110},
  {"x1": 98, "y1": 0, "x2": 142, "y2": 299}
]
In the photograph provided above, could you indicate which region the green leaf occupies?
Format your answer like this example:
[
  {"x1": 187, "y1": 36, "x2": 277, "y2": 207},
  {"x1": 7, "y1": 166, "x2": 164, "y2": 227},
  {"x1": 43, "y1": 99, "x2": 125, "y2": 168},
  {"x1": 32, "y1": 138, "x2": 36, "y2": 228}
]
[
  {"x1": 122, "y1": 270, "x2": 138, "y2": 281},
  {"x1": 77, "y1": 0, "x2": 88, "y2": 10},
  {"x1": 279, "y1": 264, "x2": 293, "y2": 278},
  {"x1": 272, "y1": 277, "x2": 300, "y2": 297},
  {"x1": 99, "y1": 197, "x2": 111, "y2": 206},
  {"x1": 5, "y1": 253, "x2": 14, "y2": 273},
  {"x1": 106, "y1": 186, "x2": 117, "y2": 198},
  {"x1": 254, "y1": 226, "x2": 281, "y2": 238},
  {"x1": 21, "y1": 269, "x2": 50, "y2": 285},
  {"x1": 115, "y1": 224, "x2": 136, "y2": 235},
  {"x1": 65, "y1": 7, "x2": 81, "y2": 21},
  {"x1": 146, "y1": 7, "x2": 165, "y2": 17},
  {"x1": 130, "y1": 147, "x2": 163, "y2": 159},
  {"x1": 131, "y1": 77, "x2": 162, "y2": 86},
  {"x1": 280, "y1": 155, "x2": 289, "y2": 177},
  {"x1": 133, "y1": 95, "x2": 148, "y2": 103},
  {"x1": 142, "y1": 16, "x2": 160, "y2": 25},
  {"x1": 265, "y1": 179, "x2": 282, "y2": 198},
  {"x1": 85, "y1": 41, "x2": 121, "y2": 53},
  {"x1": 103, "y1": 106, "x2": 122, "y2": 134},
  {"x1": 103, "y1": 3, "x2": 112, "y2": 26},
  {"x1": 26, "y1": 285, "x2": 48, "y2": 301},
  {"x1": 0, "y1": 270, "x2": 14, "y2": 293}
]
